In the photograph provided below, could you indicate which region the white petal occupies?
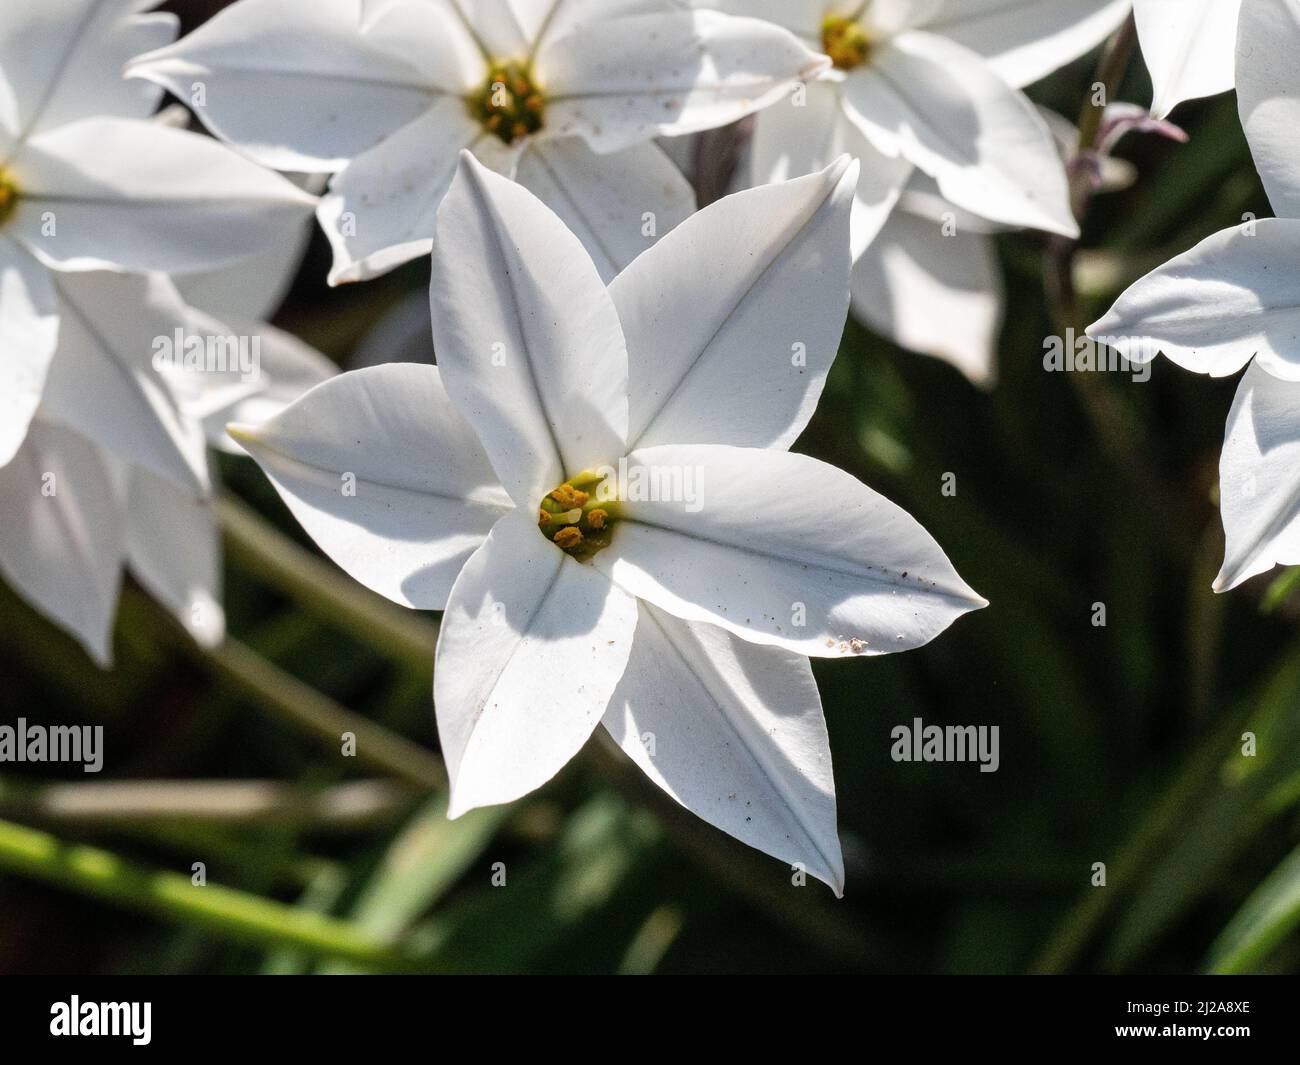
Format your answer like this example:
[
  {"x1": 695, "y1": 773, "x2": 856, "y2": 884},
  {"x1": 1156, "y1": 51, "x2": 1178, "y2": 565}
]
[
  {"x1": 0, "y1": 417, "x2": 123, "y2": 665},
  {"x1": 894, "y1": 169, "x2": 1007, "y2": 233},
  {"x1": 605, "y1": 603, "x2": 843, "y2": 894},
  {"x1": 594, "y1": 444, "x2": 986, "y2": 657},
  {"x1": 231, "y1": 364, "x2": 512, "y2": 611},
  {"x1": 1133, "y1": 0, "x2": 1240, "y2": 119},
  {"x1": 123, "y1": 466, "x2": 225, "y2": 648},
  {"x1": 614, "y1": 158, "x2": 857, "y2": 452},
  {"x1": 842, "y1": 32, "x2": 1078, "y2": 237},
  {"x1": 539, "y1": 9, "x2": 829, "y2": 153},
  {"x1": 173, "y1": 175, "x2": 320, "y2": 322},
  {"x1": 436, "y1": 508, "x2": 638, "y2": 817},
  {"x1": 750, "y1": 82, "x2": 913, "y2": 256},
  {"x1": 1087, "y1": 219, "x2": 1300, "y2": 380},
  {"x1": 40, "y1": 272, "x2": 209, "y2": 494},
  {"x1": 862, "y1": 0, "x2": 947, "y2": 36},
  {"x1": 688, "y1": 0, "x2": 825, "y2": 39},
  {"x1": 360, "y1": 0, "x2": 485, "y2": 94},
  {"x1": 456, "y1": 0, "x2": 532, "y2": 57},
  {"x1": 851, "y1": 208, "x2": 1003, "y2": 388},
  {"x1": 0, "y1": 237, "x2": 59, "y2": 467},
  {"x1": 0, "y1": 0, "x2": 176, "y2": 144},
  {"x1": 429, "y1": 152, "x2": 629, "y2": 508},
  {"x1": 126, "y1": 0, "x2": 438, "y2": 172},
  {"x1": 319, "y1": 101, "x2": 483, "y2": 284},
  {"x1": 1235, "y1": 0, "x2": 1300, "y2": 219},
  {"x1": 515, "y1": 136, "x2": 695, "y2": 283},
  {"x1": 12, "y1": 117, "x2": 317, "y2": 275},
  {"x1": 1216, "y1": 363, "x2": 1300, "y2": 590},
  {"x1": 524, "y1": 0, "x2": 694, "y2": 44},
  {"x1": 172, "y1": 309, "x2": 337, "y2": 455},
  {"x1": 927, "y1": 0, "x2": 1132, "y2": 89}
]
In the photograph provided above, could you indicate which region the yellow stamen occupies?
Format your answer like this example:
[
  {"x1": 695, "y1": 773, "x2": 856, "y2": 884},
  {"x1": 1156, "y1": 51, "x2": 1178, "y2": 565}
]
[
  {"x1": 554, "y1": 527, "x2": 583, "y2": 551},
  {"x1": 0, "y1": 171, "x2": 17, "y2": 228},
  {"x1": 587, "y1": 508, "x2": 609, "y2": 531},
  {"x1": 549, "y1": 483, "x2": 589, "y2": 509},
  {"x1": 468, "y1": 60, "x2": 545, "y2": 145}
]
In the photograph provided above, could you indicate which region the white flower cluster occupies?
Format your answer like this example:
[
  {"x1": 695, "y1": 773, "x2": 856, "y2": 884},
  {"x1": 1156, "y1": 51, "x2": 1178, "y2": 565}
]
[
  {"x1": 9, "y1": 0, "x2": 1260, "y2": 888},
  {"x1": 1092, "y1": 0, "x2": 1300, "y2": 593}
]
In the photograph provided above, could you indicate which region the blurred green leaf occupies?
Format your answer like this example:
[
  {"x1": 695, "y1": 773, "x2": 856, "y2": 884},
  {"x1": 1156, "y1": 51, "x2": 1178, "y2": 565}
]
[{"x1": 1206, "y1": 841, "x2": 1300, "y2": 974}]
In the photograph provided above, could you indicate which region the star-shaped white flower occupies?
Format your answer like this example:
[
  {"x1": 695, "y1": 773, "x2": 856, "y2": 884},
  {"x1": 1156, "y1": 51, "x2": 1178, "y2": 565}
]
[
  {"x1": 0, "y1": 0, "x2": 317, "y2": 469},
  {"x1": 1132, "y1": 0, "x2": 1241, "y2": 119},
  {"x1": 1089, "y1": 0, "x2": 1300, "y2": 591},
  {"x1": 231, "y1": 152, "x2": 985, "y2": 892},
  {"x1": 709, "y1": 0, "x2": 1123, "y2": 259},
  {"x1": 129, "y1": 0, "x2": 829, "y2": 285}
]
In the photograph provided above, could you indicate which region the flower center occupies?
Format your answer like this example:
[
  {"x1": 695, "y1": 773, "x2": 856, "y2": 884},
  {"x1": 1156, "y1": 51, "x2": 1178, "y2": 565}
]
[
  {"x1": 468, "y1": 61, "x2": 545, "y2": 145},
  {"x1": 821, "y1": 15, "x2": 873, "y2": 70},
  {"x1": 537, "y1": 471, "x2": 618, "y2": 562},
  {"x1": 0, "y1": 171, "x2": 18, "y2": 228}
]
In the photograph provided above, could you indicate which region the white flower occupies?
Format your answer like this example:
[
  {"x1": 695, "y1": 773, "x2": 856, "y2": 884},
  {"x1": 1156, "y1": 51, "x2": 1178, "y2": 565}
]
[
  {"x1": 711, "y1": 0, "x2": 1125, "y2": 258},
  {"x1": 0, "y1": 0, "x2": 317, "y2": 469},
  {"x1": 1132, "y1": 0, "x2": 1241, "y2": 119},
  {"x1": 700, "y1": 2, "x2": 1128, "y2": 386},
  {"x1": 0, "y1": 217, "x2": 334, "y2": 663},
  {"x1": 0, "y1": 271, "x2": 214, "y2": 663},
  {"x1": 129, "y1": 0, "x2": 829, "y2": 285},
  {"x1": 1088, "y1": 0, "x2": 1300, "y2": 591},
  {"x1": 851, "y1": 106, "x2": 1138, "y2": 388},
  {"x1": 231, "y1": 152, "x2": 985, "y2": 891}
]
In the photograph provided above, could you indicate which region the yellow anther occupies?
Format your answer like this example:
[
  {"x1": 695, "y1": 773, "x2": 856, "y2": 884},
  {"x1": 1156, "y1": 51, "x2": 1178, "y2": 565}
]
[
  {"x1": 538, "y1": 509, "x2": 552, "y2": 526},
  {"x1": 822, "y1": 15, "x2": 873, "y2": 71},
  {"x1": 549, "y1": 483, "x2": 589, "y2": 509},
  {"x1": 587, "y1": 508, "x2": 609, "y2": 531},
  {"x1": 554, "y1": 527, "x2": 583, "y2": 551}
]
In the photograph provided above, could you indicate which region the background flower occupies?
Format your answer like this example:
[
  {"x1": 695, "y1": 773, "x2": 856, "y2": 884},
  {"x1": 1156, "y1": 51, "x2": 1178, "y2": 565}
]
[{"x1": 129, "y1": 0, "x2": 828, "y2": 282}]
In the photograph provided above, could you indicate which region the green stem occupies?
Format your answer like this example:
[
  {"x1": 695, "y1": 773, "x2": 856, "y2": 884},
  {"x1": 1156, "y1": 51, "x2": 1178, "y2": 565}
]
[
  {"x1": 0, "y1": 817, "x2": 433, "y2": 971},
  {"x1": 199, "y1": 633, "x2": 447, "y2": 792},
  {"x1": 0, "y1": 776, "x2": 417, "y2": 831},
  {"x1": 1075, "y1": 12, "x2": 1138, "y2": 157},
  {"x1": 219, "y1": 495, "x2": 437, "y2": 672},
  {"x1": 123, "y1": 584, "x2": 446, "y2": 791}
]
